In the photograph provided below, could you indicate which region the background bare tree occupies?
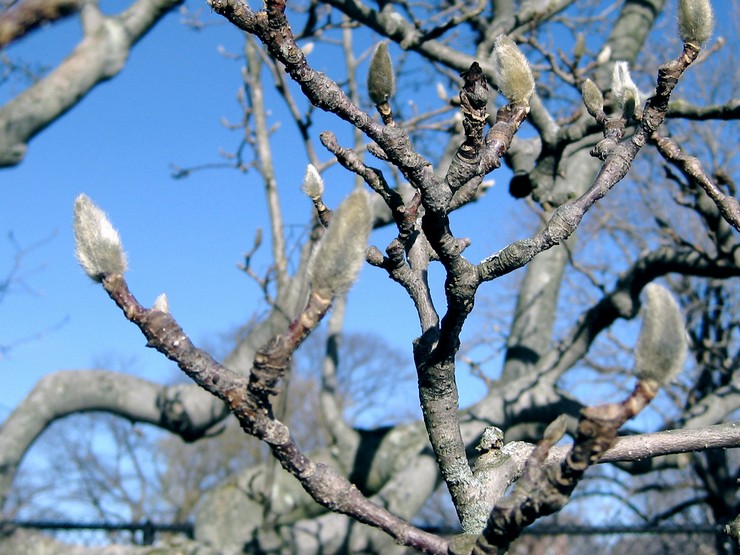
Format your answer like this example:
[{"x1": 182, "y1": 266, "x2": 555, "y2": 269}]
[{"x1": 1, "y1": 0, "x2": 739, "y2": 553}]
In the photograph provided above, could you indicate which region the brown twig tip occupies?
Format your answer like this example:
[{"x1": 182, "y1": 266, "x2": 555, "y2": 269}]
[
  {"x1": 677, "y1": 0, "x2": 714, "y2": 45},
  {"x1": 460, "y1": 62, "x2": 489, "y2": 111},
  {"x1": 73, "y1": 194, "x2": 128, "y2": 282}
]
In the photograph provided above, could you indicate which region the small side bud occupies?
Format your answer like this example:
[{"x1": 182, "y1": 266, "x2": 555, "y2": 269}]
[
  {"x1": 302, "y1": 164, "x2": 324, "y2": 199},
  {"x1": 634, "y1": 283, "x2": 688, "y2": 385},
  {"x1": 677, "y1": 0, "x2": 714, "y2": 45},
  {"x1": 542, "y1": 414, "x2": 568, "y2": 444},
  {"x1": 73, "y1": 194, "x2": 127, "y2": 282},
  {"x1": 596, "y1": 45, "x2": 611, "y2": 65},
  {"x1": 612, "y1": 62, "x2": 640, "y2": 119},
  {"x1": 368, "y1": 42, "x2": 395, "y2": 105},
  {"x1": 581, "y1": 79, "x2": 604, "y2": 117},
  {"x1": 152, "y1": 293, "x2": 169, "y2": 313},
  {"x1": 492, "y1": 35, "x2": 535, "y2": 104},
  {"x1": 574, "y1": 33, "x2": 586, "y2": 60},
  {"x1": 308, "y1": 189, "x2": 372, "y2": 297},
  {"x1": 436, "y1": 82, "x2": 448, "y2": 101}
]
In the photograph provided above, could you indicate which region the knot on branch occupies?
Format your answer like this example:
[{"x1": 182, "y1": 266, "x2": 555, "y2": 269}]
[
  {"x1": 547, "y1": 203, "x2": 581, "y2": 244},
  {"x1": 155, "y1": 387, "x2": 206, "y2": 442}
]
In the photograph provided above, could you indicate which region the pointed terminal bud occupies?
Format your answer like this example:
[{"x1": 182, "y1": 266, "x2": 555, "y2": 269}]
[
  {"x1": 596, "y1": 45, "x2": 611, "y2": 65},
  {"x1": 677, "y1": 0, "x2": 714, "y2": 45},
  {"x1": 436, "y1": 82, "x2": 448, "y2": 101},
  {"x1": 302, "y1": 164, "x2": 324, "y2": 199},
  {"x1": 542, "y1": 414, "x2": 568, "y2": 444},
  {"x1": 308, "y1": 189, "x2": 372, "y2": 297},
  {"x1": 73, "y1": 194, "x2": 127, "y2": 282},
  {"x1": 300, "y1": 41, "x2": 314, "y2": 56},
  {"x1": 612, "y1": 62, "x2": 641, "y2": 119},
  {"x1": 368, "y1": 42, "x2": 395, "y2": 105},
  {"x1": 634, "y1": 284, "x2": 688, "y2": 385},
  {"x1": 492, "y1": 35, "x2": 535, "y2": 104},
  {"x1": 581, "y1": 79, "x2": 604, "y2": 117},
  {"x1": 152, "y1": 293, "x2": 169, "y2": 313},
  {"x1": 574, "y1": 33, "x2": 586, "y2": 60}
]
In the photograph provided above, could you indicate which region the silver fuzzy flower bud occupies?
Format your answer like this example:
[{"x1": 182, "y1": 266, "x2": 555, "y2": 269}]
[
  {"x1": 368, "y1": 42, "x2": 395, "y2": 105},
  {"x1": 596, "y1": 45, "x2": 612, "y2": 65},
  {"x1": 302, "y1": 164, "x2": 324, "y2": 199},
  {"x1": 678, "y1": 0, "x2": 714, "y2": 45},
  {"x1": 492, "y1": 35, "x2": 535, "y2": 104},
  {"x1": 612, "y1": 62, "x2": 640, "y2": 119},
  {"x1": 634, "y1": 283, "x2": 688, "y2": 385},
  {"x1": 308, "y1": 189, "x2": 372, "y2": 297},
  {"x1": 581, "y1": 79, "x2": 604, "y2": 117},
  {"x1": 73, "y1": 194, "x2": 127, "y2": 281}
]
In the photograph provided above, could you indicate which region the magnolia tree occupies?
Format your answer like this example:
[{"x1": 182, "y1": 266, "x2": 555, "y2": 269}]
[{"x1": 1, "y1": 0, "x2": 739, "y2": 553}]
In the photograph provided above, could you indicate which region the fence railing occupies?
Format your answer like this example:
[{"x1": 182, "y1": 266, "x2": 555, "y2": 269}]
[
  {"x1": 0, "y1": 519, "x2": 193, "y2": 546},
  {"x1": 0, "y1": 520, "x2": 734, "y2": 553}
]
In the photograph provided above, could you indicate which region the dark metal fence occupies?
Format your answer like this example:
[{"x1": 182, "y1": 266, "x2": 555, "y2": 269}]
[
  {"x1": 0, "y1": 520, "x2": 193, "y2": 546},
  {"x1": 515, "y1": 524, "x2": 733, "y2": 555},
  {"x1": 0, "y1": 520, "x2": 735, "y2": 553},
  {"x1": 417, "y1": 524, "x2": 735, "y2": 555}
]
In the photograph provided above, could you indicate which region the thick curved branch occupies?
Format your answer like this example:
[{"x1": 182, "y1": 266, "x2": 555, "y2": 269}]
[
  {"x1": 668, "y1": 98, "x2": 740, "y2": 121},
  {"x1": 0, "y1": 369, "x2": 227, "y2": 510},
  {"x1": 0, "y1": 0, "x2": 81, "y2": 47},
  {"x1": 0, "y1": 0, "x2": 181, "y2": 167}
]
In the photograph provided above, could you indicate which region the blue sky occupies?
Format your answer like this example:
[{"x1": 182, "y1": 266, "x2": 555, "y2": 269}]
[
  {"x1": 0, "y1": 0, "x2": 527, "y2": 422},
  {"x1": 4, "y1": 0, "x2": 734, "y2": 428}
]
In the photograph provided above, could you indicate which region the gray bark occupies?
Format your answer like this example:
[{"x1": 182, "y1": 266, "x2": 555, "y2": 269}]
[{"x1": 0, "y1": 0, "x2": 182, "y2": 167}]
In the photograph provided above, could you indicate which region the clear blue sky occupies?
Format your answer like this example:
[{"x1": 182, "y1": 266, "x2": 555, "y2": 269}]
[
  {"x1": 3, "y1": 0, "x2": 734, "y2": 426},
  {"x1": 0, "y1": 0, "x2": 525, "y2": 422}
]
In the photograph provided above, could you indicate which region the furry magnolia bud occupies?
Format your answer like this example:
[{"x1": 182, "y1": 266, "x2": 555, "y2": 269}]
[
  {"x1": 542, "y1": 414, "x2": 568, "y2": 444},
  {"x1": 308, "y1": 189, "x2": 372, "y2": 297},
  {"x1": 678, "y1": 0, "x2": 714, "y2": 45},
  {"x1": 596, "y1": 45, "x2": 612, "y2": 65},
  {"x1": 612, "y1": 62, "x2": 640, "y2": 119},
  {"x1": 368, "y1": 42, "x2": 395, "y2": 105},
  {"x1": 574, "y1": 33, "x2": 586, "y2": 60},
  {"x1": 581, "y1": 79, "x2": 604, "y2": 117},
  {"x1": 73, "y1": 194, "x2": 127, "y2": 281},
  {"x1": 492, "y1": 35, "x2": 535, "y2": 104},
  {"x1": 302, "y1": 164, "x2": 324, "y2": 199},
  {"x1": 634, "y1": 283, "x2": 688, "y2": 385}
]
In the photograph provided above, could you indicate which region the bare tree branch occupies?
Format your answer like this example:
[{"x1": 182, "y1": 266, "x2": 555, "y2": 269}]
[{"x1": 0, "y1": 0, "x2": 182, "y2": 167}]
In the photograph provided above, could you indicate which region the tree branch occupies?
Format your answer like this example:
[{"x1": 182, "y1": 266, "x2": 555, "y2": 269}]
[
  {"x1": 98, "y1": 272, "x2": 448, "y2": 554},
  {"x1": 0, "y1": 370, "x2": 227, "y2": 510},
  {"x1": 0, "y1": 0, "x2": 182, "y2": 167},
  {"x1": 0, "y1": 0, "x2": 81, "y2": 47}
]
